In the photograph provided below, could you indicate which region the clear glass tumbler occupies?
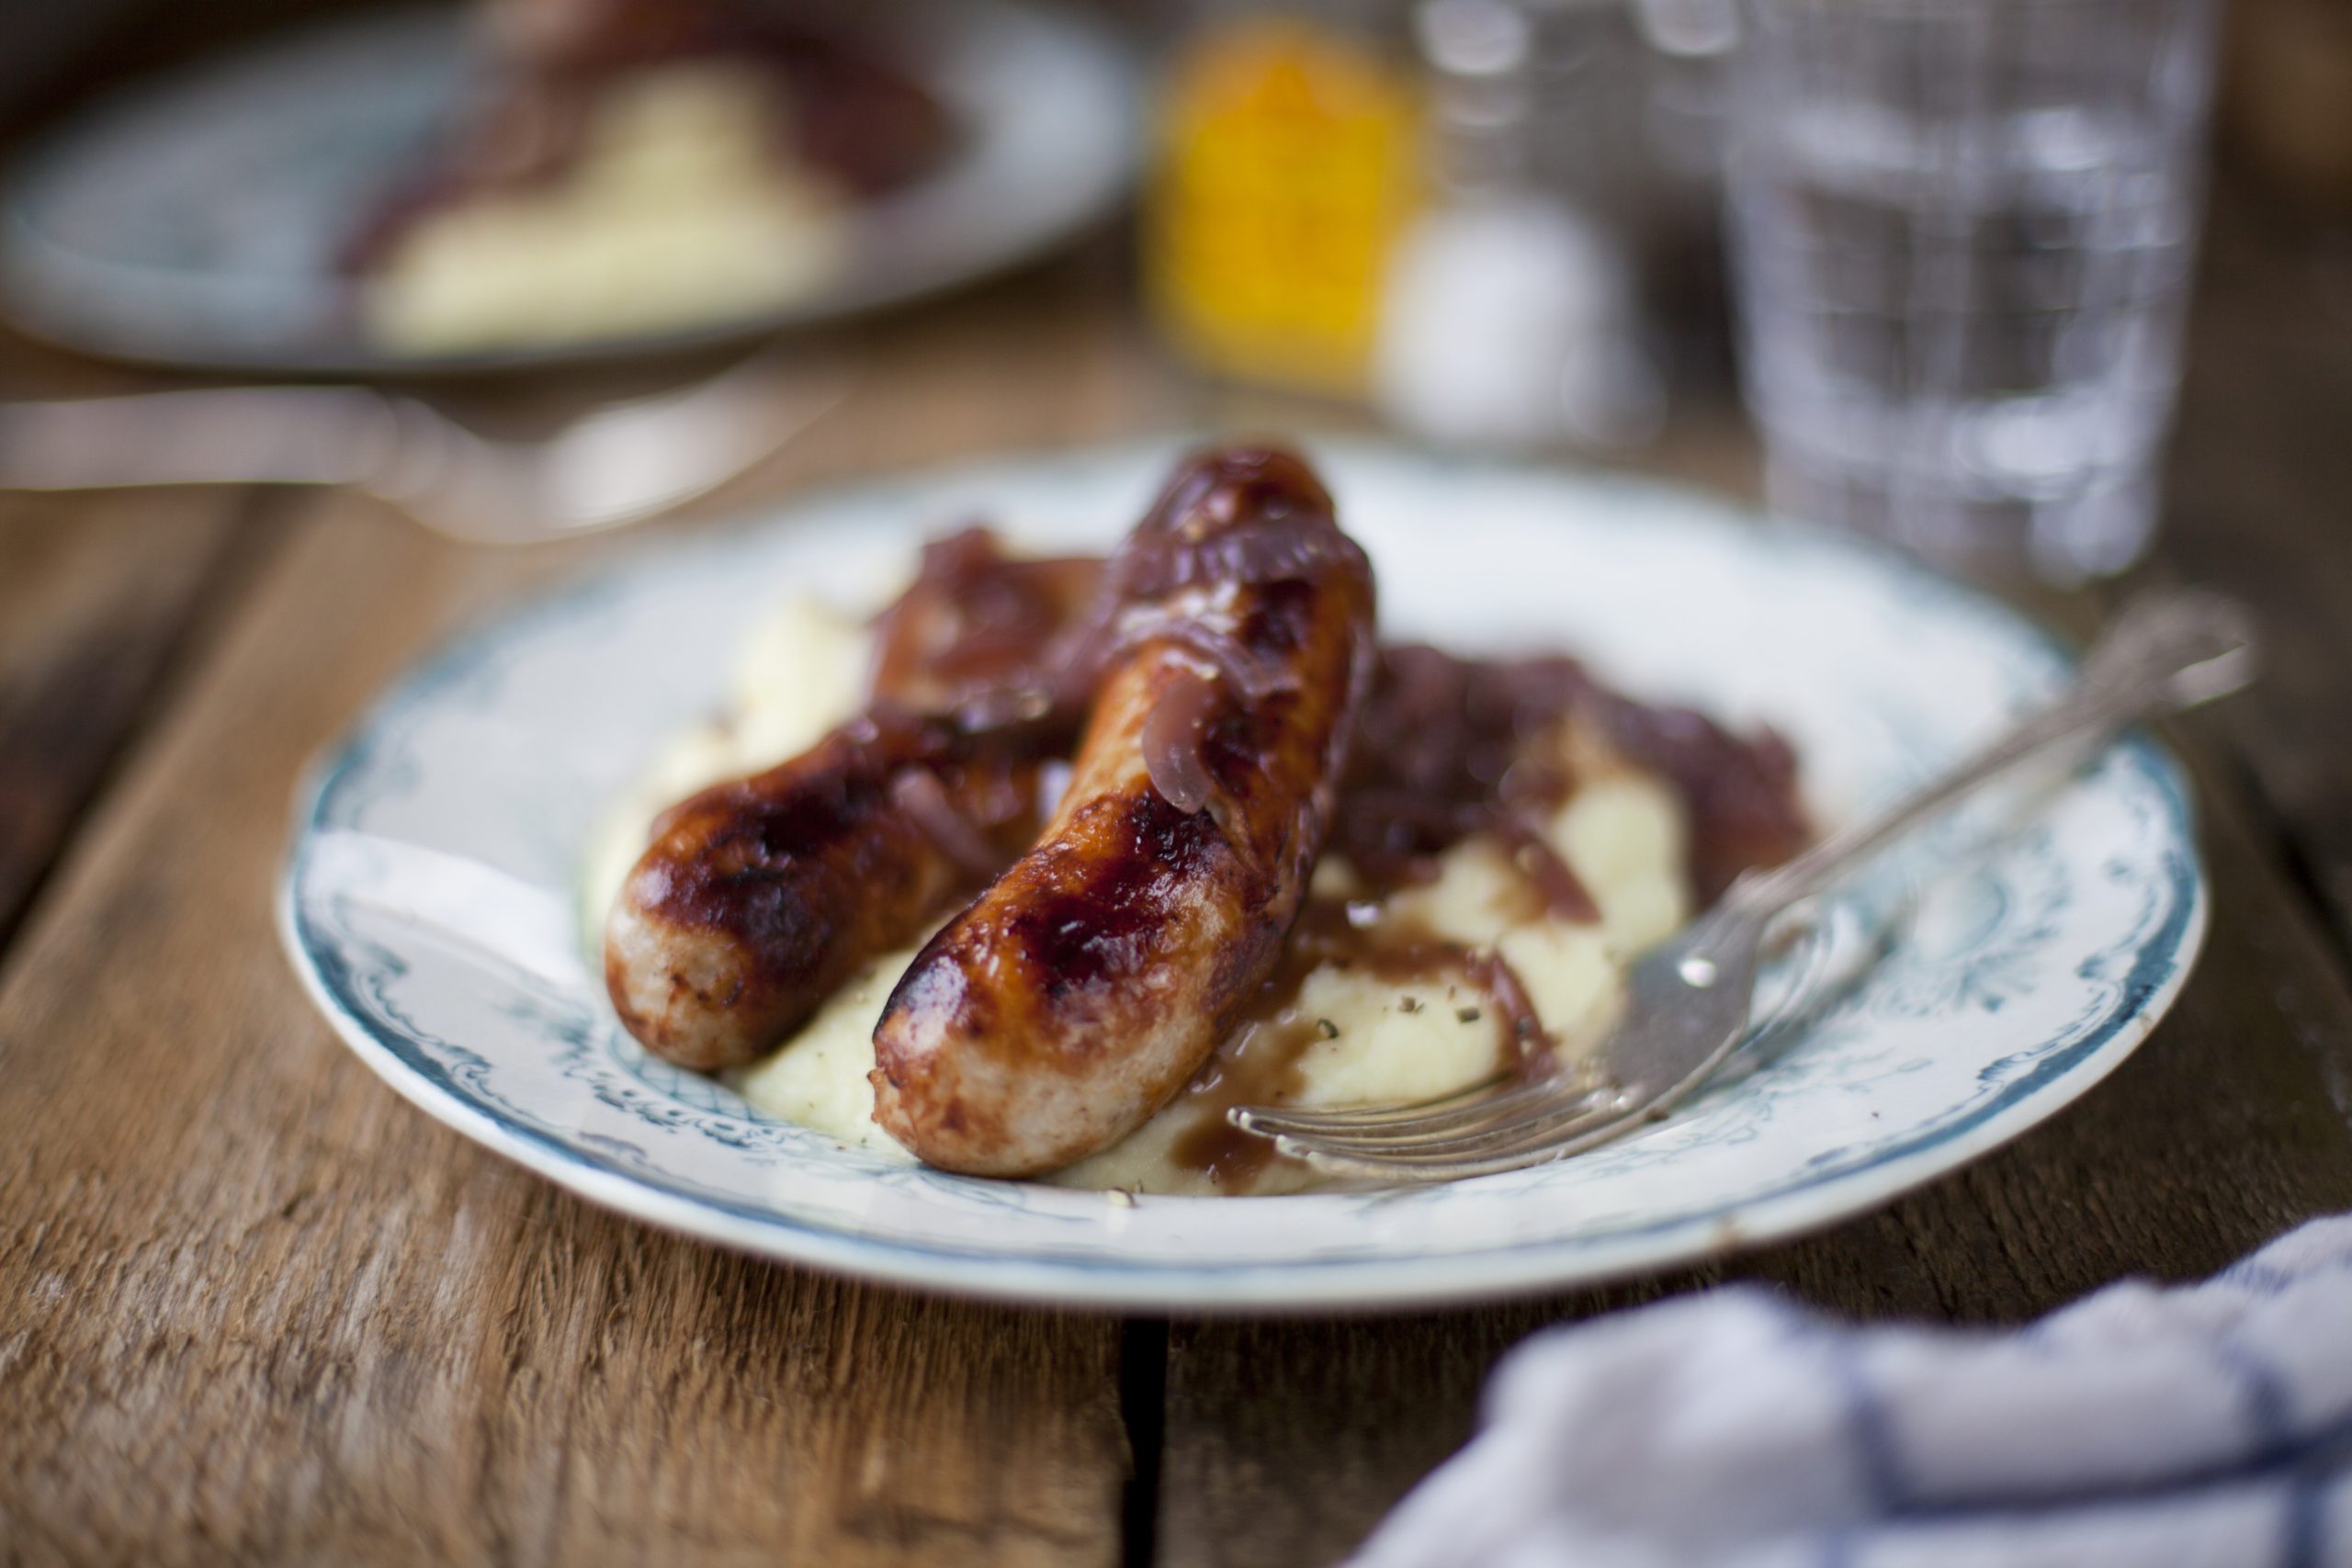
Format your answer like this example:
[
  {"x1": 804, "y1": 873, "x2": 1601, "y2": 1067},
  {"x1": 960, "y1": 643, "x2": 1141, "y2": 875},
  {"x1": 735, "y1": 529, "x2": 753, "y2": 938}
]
[{"x1": 1722, "y1": 0, "x2": 2220, "y2": 582}]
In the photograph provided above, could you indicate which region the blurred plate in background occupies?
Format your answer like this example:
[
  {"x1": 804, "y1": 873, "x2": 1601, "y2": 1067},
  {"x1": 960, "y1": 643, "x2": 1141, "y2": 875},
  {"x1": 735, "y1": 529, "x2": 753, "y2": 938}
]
[{"x1": 0, "y1": 1, "x2": 1136, "y2": 373}]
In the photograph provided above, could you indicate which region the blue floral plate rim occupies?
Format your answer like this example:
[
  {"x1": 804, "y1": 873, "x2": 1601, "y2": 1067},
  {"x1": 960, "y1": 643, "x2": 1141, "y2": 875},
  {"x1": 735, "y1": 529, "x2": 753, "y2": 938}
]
[{"x1": 277, "y1": 441, "x2": 2206, "y2": 1310}]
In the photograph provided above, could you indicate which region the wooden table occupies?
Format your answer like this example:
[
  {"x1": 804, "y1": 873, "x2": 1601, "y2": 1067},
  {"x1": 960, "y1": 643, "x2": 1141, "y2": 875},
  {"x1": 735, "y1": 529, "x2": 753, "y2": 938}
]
[{"x1": 5, "y1": 169, "x2": 2352, "y2": 1562}]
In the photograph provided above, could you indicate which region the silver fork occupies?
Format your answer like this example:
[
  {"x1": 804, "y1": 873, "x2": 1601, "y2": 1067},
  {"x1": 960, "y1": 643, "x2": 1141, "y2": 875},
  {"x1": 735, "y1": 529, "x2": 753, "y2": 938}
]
[
  {"x1": 1232, "y1": 589, "x2": 2259, "y2": 1184},
  {"x1": 0, "y1": 347, "x2": 843, "y2": 544}
]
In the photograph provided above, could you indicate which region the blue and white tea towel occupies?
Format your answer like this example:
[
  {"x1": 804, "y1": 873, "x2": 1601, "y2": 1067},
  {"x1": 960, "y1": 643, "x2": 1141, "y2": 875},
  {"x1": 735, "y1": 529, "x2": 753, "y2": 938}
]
[{"x1": 1351, "y1": 1216, "x2": 2352, "y2": 1568}]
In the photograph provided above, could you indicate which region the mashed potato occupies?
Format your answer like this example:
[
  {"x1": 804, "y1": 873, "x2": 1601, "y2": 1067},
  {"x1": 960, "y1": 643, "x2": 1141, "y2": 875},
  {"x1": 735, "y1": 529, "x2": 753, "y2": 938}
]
[
  {"x1": 585, "y1": 572, "x2": 1692, "y2": 1194},
  {"x1": 366, "y1": 64, "x2": 850, "y2": 355}
]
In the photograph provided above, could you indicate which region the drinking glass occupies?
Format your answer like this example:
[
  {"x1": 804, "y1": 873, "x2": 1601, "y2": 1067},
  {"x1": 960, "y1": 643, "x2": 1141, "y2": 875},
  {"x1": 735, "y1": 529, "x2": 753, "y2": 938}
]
[{"x1": 1722, "y1": 0, "x2": 2220, "y2": 582}]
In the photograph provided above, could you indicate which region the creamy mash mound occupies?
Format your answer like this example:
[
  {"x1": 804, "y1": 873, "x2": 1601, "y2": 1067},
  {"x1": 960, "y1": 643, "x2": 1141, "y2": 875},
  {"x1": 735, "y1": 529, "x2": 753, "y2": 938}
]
[
  {"x1": 365, "y1": 64, "x2": 850, "y2": 355},
  {"x1": 585, "y1": 577, "x2": 1692, "y2": 1195}
]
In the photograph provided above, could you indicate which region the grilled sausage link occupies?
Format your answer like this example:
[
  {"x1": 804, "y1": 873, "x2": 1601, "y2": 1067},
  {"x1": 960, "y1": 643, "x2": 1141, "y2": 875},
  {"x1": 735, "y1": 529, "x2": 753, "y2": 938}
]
[
  {"x1": 869, "y1": 447, "x2": 1377, "y2": 1177},
  {"x1": 605, "y1": 529, "x2": 1091, "y2": 1072},
  {"x1": 605, "y1": 716, "x2": 1046, "y2": 1071}
]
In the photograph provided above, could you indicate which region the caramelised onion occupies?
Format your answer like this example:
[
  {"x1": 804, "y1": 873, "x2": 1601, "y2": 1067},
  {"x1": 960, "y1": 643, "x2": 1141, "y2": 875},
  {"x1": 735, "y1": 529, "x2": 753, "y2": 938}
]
[
  {"x1": 951, "y1": 683, "x2": 1055, "y2": 734},
  {"x1": 1488, "y1": 810, "x2": 1600, "y2": 923},
  {"x1": 1153, "y1": 618, "x2": 1300, "y2": 702},
  {"x1": 1465, "y1": 947, "x2": 1556, "y2": 1061},
  {"x1": 1140, "y1": 666, "x2": 1221, "y2": 815},
  {"x1": 1202, "y1": 787, "x2": 1265, "y2": 878},
  {"x1": 889, "y1": 768, "x2": 1002, "y2": 880},
  {"x1": 1117, "y1": 515, "x2": 1365, "y2": 598},
  {"x1": 1089, "y1": 614, "x2": 1299, "y2": 705}
]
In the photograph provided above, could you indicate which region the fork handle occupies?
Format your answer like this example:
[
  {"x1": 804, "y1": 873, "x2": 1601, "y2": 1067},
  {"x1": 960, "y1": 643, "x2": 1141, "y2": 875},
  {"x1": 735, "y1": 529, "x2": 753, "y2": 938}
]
[
  {"x1": 1724, "y1": 590, "x2": 2257, "y2": 919},
  {"x1": 0, "y1": 387, "x2": 419, "y2": 491}
]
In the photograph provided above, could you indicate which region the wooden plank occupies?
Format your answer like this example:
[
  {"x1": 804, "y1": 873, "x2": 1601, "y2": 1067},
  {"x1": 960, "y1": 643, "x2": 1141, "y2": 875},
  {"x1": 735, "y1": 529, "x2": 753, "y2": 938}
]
[
  {"x1": 2145, "y1": 197, "x2": 2352, "y2": 951},
  {"x1": 0, "y1": 491, "x2": 1129, "y2": 1566},
  {"x1": 0, "y1": 487, "x2": 259, "y2": 958}
]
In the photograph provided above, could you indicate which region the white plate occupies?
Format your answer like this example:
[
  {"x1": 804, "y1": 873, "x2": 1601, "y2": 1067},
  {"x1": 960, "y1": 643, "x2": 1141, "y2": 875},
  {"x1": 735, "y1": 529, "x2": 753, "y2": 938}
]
[
  {"x1": 0, "y1": 2, "x2": 1136, "y2": 373},
  {"x1": 279, "y1": 444, "x2": 2205, "y2": 1311}
]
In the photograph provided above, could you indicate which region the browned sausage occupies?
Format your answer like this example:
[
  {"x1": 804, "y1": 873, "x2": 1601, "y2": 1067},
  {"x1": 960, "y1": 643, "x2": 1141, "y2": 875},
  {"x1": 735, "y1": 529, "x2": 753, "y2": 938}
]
[
  {"x1": 603, "y1": 530, "x2": 1093, "y2": 1073},
  {"x1": 868, "y1": 447, "x2": 1377, "y2": 1177},
  {"x1": 604, "y1": 714, "x2": 1051, "y2": 1072}
]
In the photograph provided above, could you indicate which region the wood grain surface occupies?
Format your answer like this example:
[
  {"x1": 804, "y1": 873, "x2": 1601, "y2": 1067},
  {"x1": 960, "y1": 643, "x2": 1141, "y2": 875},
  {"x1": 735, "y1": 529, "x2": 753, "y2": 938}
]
[
  {"x1": 0, "y1": 489, "x2": 264, "y2": 953},
  {"x1": 0, "y1": 64, "x2": 2347, "y2": 1564},
  {"x1": 0, "y1": 496, "x2": 1128, "y2": 1568},
  {"x1": 2151, "y1": 199, "x2": 2352, "y2": 952}
]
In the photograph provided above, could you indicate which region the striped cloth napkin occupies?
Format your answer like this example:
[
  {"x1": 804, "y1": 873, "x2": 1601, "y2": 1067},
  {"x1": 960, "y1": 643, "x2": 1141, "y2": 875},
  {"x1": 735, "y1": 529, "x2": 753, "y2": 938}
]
[{"x1": 1349, "y1": 1216, "x2": 2352, "y2": 1568}]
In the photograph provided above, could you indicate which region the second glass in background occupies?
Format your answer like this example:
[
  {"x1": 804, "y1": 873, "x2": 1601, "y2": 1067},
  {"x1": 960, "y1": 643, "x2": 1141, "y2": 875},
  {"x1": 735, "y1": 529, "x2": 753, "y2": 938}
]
[{"x1": 1723, "y1": 0, "x2": 2219, "y2": 583}]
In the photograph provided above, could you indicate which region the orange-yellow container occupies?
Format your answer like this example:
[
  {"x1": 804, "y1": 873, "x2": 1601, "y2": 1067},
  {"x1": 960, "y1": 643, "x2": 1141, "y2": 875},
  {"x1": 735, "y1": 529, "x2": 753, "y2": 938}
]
[{"x1": 1144, "y1": 17, "x2": 1422, "y2": 398}]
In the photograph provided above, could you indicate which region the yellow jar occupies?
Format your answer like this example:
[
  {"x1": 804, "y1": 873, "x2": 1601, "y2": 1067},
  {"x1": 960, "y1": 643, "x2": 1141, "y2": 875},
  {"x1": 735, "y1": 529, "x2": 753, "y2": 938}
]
[{"x1": 1144, "y1": 16, "x2": 1422, "y2": 398}]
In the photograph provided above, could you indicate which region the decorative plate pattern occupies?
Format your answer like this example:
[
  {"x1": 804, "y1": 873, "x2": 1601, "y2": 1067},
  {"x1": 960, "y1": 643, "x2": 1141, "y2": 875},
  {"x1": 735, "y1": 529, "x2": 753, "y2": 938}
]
[
  {"x1": 279, "y1": 444, "x2": 2204, "y2": 1310},
  {"x1": 0, "y1": 2, "x2": 1136, "y2": 372}
]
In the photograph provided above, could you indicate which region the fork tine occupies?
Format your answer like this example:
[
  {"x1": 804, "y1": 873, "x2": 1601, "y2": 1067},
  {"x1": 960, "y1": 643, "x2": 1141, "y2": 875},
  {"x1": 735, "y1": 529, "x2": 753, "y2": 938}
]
[
  {"x1": 1231, "y1": 1068, "x2": 1515, "y2": 1130},
  {"x1": 1259, "y1": 1082, "x2": 1636, "y2": 1159},
  {"x1": 1272, "y1": 1097, "x2": 1658, "y2": 1182},
  {"x1": 1231, "y1": 1077, "x2": 1617, "y2": 1149},
  {"x1": 1228, "y1": 1072, "x2": 1585, "y2": 1140}
]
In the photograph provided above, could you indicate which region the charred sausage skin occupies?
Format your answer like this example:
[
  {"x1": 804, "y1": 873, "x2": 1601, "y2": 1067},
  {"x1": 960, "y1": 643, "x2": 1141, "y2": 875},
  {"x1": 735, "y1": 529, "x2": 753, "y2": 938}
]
[
  {"x1": 869, "y1": 447, "x2": 1377, "y2": 1177},
  {"x1": 604, "y1": 714, "x2": 1048, "y2": 1072},
  {"x1": 603, "y1": 530, "x2": 1088, "y2": 1073}
]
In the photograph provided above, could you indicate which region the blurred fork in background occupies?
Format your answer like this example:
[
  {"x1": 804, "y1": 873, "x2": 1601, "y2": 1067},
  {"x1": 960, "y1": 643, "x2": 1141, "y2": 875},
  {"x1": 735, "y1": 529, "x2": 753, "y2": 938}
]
[{"x1": 0, "y1": 345, "x2": 845, "y2": 544}]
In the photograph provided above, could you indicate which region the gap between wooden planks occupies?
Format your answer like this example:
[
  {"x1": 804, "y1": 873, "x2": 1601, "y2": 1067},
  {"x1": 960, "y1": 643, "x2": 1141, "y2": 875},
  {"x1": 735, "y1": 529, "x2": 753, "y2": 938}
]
[{"x1": 0, "y1": 486, "x2": 269, "y2": 959}]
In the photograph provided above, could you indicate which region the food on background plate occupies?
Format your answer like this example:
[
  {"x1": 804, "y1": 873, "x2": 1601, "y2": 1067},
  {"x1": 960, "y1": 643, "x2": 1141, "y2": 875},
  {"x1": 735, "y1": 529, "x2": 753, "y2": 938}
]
[
  {"x1": 343, "y1": 0, "x2": 953, "y2": 355},
  {"x1": 592, "y1": 446, "x2": 1808, "y2": 1193}
]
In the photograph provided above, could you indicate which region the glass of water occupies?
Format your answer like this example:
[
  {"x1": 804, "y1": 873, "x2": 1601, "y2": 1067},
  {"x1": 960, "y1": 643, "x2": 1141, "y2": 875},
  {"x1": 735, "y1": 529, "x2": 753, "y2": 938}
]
[{"x1": 1722, "y1": 0, "x2": 2220, "y2": 582}]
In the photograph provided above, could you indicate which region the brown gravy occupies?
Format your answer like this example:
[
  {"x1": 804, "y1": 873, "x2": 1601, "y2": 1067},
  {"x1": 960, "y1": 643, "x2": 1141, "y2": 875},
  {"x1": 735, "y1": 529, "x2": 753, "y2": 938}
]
[{"x1": 1165, "y1": 897, "x2": 1563, "y2": 1187}]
